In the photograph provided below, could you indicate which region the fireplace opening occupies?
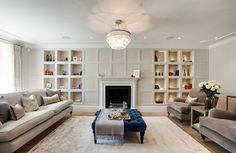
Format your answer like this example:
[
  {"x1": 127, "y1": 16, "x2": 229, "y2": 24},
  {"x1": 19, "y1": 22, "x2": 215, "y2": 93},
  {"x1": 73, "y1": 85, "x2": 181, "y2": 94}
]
[{"x1": 105, "y1": 86, "x2": 131, "y2": 108}]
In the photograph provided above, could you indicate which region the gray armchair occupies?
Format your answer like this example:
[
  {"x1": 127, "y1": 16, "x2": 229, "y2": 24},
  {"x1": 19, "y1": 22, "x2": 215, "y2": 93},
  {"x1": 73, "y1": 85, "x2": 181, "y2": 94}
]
[
  {"x1": 199, "y1": 109, "x2": 236, "y2": 153},
  {"x1": 167, "y1": 88, "x2": 206, "y2": 123}
]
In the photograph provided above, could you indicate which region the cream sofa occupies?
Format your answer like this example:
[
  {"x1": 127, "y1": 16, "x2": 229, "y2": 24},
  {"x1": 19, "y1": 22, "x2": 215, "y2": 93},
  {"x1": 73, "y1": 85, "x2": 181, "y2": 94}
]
[{"x1": 0, "y1": 89, "x2": 73, "y2": 153}]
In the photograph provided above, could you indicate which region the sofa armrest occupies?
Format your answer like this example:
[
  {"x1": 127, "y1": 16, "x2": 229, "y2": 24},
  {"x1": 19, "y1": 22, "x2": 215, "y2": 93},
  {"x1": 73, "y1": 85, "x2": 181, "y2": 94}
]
[
  {"x1": 173, "y1": 97, "x2": 186, "y2": 103},
  {"x1": 209, "y1": 108, "x2": 236, "y2": 120}
]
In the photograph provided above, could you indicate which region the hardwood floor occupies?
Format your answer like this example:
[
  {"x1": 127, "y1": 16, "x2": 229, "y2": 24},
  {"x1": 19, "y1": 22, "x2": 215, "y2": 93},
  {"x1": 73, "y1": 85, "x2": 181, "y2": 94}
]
[{"x1": 15, "y1": 113, "x2": 229, "y2": 153}]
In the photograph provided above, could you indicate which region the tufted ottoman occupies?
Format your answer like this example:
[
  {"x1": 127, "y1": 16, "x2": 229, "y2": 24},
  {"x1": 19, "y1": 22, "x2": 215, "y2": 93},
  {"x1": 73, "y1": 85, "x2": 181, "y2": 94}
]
[{"x1": 91, "y1": 109, "x2": 147, "y2": 144}]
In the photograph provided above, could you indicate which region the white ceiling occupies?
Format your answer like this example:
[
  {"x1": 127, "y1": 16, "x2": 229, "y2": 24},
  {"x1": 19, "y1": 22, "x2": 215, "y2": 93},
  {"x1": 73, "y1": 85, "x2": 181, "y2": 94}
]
[{"x1": 0, "y1": 0, "x2": 236, "y2": 48}]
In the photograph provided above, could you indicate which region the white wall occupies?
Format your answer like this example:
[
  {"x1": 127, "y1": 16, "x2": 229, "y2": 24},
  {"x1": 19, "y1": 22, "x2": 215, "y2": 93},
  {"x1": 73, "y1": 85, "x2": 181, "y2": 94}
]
[
  {"x1": 22, "y1": 49, "x2": 44, "y2": 90},
  {"x1": 209, "y1": 36, "x2": 236, "y2": 111},
  {"x1": 22, "y1": 47, "x2": 208, "y2": 112}
]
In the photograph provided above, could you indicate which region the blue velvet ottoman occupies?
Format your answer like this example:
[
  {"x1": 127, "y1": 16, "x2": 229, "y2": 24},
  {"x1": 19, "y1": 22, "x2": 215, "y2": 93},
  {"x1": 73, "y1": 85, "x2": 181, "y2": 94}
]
[{"x1": 91, "y1": 109, "x2": 147, "y2": 144}]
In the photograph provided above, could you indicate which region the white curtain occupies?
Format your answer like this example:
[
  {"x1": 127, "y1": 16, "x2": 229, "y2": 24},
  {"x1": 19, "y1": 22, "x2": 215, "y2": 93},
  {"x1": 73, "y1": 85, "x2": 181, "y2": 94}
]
[
  {"x1": 0, "y1": 41, "x2": 15, "y2": 93},
  {"x1": 14, "y1": 44, "x2": 23, "y2": 91}
]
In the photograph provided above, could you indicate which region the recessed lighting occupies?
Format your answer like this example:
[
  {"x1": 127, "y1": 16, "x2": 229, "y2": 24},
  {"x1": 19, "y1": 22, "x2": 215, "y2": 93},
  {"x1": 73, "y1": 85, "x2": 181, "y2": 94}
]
[
  {"x1": 177, "y1": 36, "x2": 182, "y2": 40},
  {"x1": 62, "y1": 36, "x2": 71, "y2": 40},
  {"x1": 143, "y1": 36, "x2": 147, "y2": 39}
]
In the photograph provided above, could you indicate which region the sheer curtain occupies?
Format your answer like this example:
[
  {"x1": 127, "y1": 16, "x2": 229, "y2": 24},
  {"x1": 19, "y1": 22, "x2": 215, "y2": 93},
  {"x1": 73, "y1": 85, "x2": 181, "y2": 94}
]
[
  {"x1": 0, "y1": 41, "x2": 15, "y2": 93},
  {"x1": 14, "y1": 45, "x2": 23, "y2": 91}
]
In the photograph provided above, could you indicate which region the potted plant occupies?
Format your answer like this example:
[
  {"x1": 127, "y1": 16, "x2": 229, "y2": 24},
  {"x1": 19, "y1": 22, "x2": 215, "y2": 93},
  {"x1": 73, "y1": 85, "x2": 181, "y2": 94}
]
[{"x1": 199, "y1": 80, "x2": 221, "y2": 110}]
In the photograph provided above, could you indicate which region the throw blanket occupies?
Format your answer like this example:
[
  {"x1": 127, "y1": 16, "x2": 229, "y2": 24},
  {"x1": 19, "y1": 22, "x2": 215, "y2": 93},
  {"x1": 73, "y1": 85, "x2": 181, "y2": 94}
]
[{"x1": 95, "y1": 109, "x2": 124, "y2": 136}]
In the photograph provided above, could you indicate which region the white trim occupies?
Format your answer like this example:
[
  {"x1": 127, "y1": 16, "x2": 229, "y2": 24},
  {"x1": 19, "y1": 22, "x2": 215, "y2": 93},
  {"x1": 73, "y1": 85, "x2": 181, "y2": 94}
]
[
  {"x1": 137, "y1": 105, "x2": 167, "y2": 112},
  {"x1": 26, "y1": 42, "x2": 208, "y2": 49},
  {"x1": 208, "y1": 36, "x2": 236, "y2": 49},
  {"x1": 99, "y1": 77, "x2": 139, "y2": 109}
]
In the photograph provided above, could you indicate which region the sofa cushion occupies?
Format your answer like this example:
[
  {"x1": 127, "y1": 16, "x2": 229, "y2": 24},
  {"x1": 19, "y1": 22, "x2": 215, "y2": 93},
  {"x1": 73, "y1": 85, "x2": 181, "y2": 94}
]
[
  {"x1": 0, "y1": 121, "x2": 2, "y2": 129},
  {"x1": 0, "y1": 97, "x2": 11, "y2": 123},
  {"x1": 21, "y1": 95, "x2": 39, "y2": 112},
  {"x1": 0, "y1": 109, "x2": 54, "y2": 142},
  {"x1": 9, "y1": 104, "x2": 25, "y2": 120},
  {"x1": 200, "y1": 117, "x2": 236, "y2": 143},
  {"x1": 46, "y1": 89, "x2": 61, "y2": 100},
  {"x1": 23, "y1": 89, "x2": 46, "y2": 106},
  {"x1": 168, "y1": 102, "x2": 189, "y2": 114},
  {"x1": 0, "y1": 92, "x2": 23, "y2": 106},
  {"x1": 39, "y1": 100, "x2": 73, "y2": 115}
]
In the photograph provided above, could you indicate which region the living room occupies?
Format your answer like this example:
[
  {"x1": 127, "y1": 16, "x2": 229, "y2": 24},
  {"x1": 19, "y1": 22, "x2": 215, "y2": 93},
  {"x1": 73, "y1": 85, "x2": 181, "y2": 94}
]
[{"x1": 0, "y1": 0, "x2": 236, "y2": 153}]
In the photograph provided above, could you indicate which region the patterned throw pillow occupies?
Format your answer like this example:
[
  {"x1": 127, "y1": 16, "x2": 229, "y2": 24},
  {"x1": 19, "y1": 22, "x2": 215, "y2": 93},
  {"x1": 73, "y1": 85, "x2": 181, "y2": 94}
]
[
  {"x1": 9, "y1": 104, "x2": 25, "y2": 120},
  {"x1": 185, "y1": 95, "x2": 198, "y2": 103},
  {"x1": 42, "y1": 94, "x2": 60, "y2": 105},
  {"x1": 21, "y1": 95, "x2": 39, "y2": 112}
]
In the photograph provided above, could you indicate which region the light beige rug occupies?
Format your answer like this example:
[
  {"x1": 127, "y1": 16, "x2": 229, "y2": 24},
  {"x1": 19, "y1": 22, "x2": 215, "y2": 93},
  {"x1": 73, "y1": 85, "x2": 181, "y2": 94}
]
[{"x1": 28, "y1": 116, "x2": 210, "y2": 153}]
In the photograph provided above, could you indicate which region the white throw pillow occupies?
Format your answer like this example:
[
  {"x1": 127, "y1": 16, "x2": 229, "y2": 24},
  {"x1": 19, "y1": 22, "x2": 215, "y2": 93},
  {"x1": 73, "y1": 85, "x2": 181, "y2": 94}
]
[
  {"x1": 185, "y1": 95, "x2": 198, "y2": 103},
  {"x1": 0, "y1": 121, "x2": 3, "y2": 129},
  {"x1": 21, "y1": 95, "x2": 39, "y2": 112}
]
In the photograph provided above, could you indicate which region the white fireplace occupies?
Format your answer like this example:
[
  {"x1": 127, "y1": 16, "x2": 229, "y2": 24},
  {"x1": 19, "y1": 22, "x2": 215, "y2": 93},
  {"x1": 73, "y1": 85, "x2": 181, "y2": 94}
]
[{"x1": 99, "y1": 77, "x2": 139, "y2": 108}]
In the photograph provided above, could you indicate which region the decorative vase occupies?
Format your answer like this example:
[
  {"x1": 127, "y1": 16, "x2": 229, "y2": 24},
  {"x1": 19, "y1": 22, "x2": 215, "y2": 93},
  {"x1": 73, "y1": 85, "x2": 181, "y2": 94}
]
[{"x1": 205, "y1": 97, "x2": 213, "y2": 110}]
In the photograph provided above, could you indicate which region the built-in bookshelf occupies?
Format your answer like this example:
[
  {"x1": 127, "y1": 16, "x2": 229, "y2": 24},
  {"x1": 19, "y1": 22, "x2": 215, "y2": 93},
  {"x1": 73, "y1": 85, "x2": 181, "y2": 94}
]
[
  {"x1": 43, "y1": 50, "x2": 83, "y2": 103},
  {"x1": 154, "y1": 50, "x2": 194, "y2": 104}
]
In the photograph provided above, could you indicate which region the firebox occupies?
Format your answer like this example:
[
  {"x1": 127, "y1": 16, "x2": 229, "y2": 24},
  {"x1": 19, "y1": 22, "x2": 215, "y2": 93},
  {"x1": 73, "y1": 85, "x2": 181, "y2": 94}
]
[{"x1": 105, "y1": 86, "x2": 131, "y2": 108}]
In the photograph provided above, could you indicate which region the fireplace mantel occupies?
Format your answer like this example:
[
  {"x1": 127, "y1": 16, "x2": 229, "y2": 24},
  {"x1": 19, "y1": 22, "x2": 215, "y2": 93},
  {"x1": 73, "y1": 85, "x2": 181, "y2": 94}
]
[{"x1": 98, "y1": 77, "x2": 139, "y2": 108}]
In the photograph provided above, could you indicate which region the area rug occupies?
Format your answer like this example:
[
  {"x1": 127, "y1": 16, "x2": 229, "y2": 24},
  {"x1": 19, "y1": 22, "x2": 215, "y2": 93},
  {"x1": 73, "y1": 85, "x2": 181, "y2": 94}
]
[{"x1": 28, "y1": 116, "x2": 210, "y2": 153}]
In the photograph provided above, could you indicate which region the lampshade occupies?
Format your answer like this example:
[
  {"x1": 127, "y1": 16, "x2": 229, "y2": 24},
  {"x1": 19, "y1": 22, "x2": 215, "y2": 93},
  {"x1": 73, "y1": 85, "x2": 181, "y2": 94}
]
[{"x1": 106, "y1": 20, "x2": 131, "y2": 50}]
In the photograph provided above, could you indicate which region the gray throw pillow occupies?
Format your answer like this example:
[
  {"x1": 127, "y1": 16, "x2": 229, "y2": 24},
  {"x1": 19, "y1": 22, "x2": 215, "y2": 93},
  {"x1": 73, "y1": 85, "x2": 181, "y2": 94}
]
[
  {"x1": 0, "y1": 121, "x2": 3, "y2": 129},
  {"x1": 46, "y1": 89, "x2": 61, "y2": 100},
  {"x1": 0, "y1": 97, "x2": 11, "y2": 123},
  {"x1": 9, "y1": 104, "x2": 25, "y2": 120}
]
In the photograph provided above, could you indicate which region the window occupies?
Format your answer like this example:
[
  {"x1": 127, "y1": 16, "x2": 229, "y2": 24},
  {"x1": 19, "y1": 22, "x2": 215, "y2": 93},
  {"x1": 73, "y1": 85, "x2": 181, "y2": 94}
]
[{"x1": 0, "y1": 41, "x2": 15, "y2": 93}]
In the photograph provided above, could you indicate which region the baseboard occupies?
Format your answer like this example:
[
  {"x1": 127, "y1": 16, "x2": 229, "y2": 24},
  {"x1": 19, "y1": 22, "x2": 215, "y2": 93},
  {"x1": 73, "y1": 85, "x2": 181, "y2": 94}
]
[
  {"x1": 72, "y1": 104, "x2": 167, "y2": 113},
  {"x1": 136, "y1": 105, "x2": 167, "y2": 112}
]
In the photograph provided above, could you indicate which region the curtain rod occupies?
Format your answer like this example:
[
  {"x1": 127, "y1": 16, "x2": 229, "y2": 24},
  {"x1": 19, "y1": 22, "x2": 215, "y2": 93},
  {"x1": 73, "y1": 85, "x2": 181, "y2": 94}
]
[{"x1": 0, "y1": 37, "x2": 24, "y2": 47}]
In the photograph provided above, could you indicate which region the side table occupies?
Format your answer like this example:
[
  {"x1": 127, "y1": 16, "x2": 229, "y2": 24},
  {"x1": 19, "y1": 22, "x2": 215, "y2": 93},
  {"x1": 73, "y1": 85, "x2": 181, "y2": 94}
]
[{"x1": 191, "y1": 106, "x2": 208, "y2": 131}]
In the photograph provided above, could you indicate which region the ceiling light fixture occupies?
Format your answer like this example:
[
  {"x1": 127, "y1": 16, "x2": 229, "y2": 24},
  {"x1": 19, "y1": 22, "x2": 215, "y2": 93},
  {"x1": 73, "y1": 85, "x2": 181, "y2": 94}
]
[{"x1": 106, "y1": 19, "x2": 131, "y2": 50}]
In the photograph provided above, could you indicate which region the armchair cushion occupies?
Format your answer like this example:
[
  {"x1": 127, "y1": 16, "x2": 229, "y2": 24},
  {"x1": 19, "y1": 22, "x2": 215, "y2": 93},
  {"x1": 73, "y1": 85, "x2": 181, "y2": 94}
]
[
  {"x1": 168, "y1": 102, "x2": 189, "y2": 114},
  {"x1": 187, "y1": 101, "x2": 205, "y2": 107},
  {"x1": 209, "y1": 108, "x2": 236, "y2": 120},
  {"x1": 173, "y1": 97, "x2": 186, "y2": 103},
  {"x1": 189, "y1": 89, "x2": 206, "y2": 104}
]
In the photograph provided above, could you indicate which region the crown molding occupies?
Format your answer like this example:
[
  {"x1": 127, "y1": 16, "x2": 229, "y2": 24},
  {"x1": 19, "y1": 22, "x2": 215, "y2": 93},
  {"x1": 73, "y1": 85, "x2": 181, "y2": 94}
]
[
  {"x1": 25, "y1": 41, "x2": 208, "y2": 49},
  {"x1": 208, "y1": 36, "x2": 236, "y2": 49}
]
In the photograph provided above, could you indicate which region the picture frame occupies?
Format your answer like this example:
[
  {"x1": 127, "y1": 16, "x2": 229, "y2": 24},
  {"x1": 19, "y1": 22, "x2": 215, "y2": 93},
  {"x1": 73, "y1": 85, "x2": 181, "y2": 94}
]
[{"x1": 133, "y1": 70, "x2": 140, "y2": 78}]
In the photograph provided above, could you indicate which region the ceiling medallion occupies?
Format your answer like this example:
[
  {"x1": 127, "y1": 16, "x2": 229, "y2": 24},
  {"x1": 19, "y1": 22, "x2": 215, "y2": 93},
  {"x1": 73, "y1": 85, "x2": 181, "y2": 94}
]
[{"x1": 106, "y1": 19, "x2": 131, "y2": 50}]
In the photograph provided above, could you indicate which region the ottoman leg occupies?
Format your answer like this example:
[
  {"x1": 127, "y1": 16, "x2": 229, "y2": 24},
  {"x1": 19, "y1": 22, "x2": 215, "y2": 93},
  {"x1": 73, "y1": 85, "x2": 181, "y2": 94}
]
[
  {"x1": 93, "y1": 132, "x2": 97, "y2": 144},
  {"x1": 140, "y1": 132, "x2": 145, "y2": 144},
  {"x1": 94, "y1": 136, "x2": 97, "y2": 144}
]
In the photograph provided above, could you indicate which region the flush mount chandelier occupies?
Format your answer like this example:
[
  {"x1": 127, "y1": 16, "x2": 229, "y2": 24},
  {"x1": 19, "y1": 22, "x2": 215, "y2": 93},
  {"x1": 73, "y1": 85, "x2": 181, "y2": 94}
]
[{"x1": 106, "y1": 19, "x2": 131, "y2": 50}]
